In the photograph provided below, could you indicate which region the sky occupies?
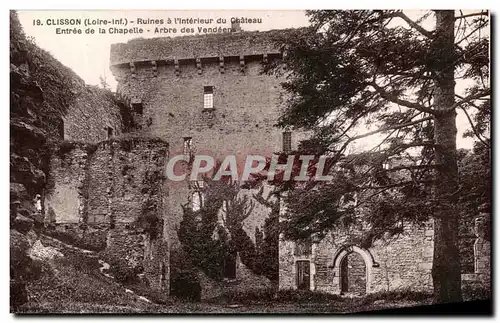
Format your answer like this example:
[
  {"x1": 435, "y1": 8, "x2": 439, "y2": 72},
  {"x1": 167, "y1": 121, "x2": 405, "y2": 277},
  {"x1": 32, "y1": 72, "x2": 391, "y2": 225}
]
[
  {"x1": 17, "y1": 10, "x2": 310, "y2": 89},
  {"x1": 16, "y1": 10, "x2": 487, "y2": 150}
]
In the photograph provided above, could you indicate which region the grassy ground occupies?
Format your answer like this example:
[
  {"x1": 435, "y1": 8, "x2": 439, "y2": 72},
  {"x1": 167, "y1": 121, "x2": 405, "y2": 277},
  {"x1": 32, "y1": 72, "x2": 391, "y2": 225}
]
[
  {"x1": 20, "y1": 297, "x2": 433, "y2": 314},
  {"x1": 16, "y1": 236, "x2": 487, "y2": 314}
]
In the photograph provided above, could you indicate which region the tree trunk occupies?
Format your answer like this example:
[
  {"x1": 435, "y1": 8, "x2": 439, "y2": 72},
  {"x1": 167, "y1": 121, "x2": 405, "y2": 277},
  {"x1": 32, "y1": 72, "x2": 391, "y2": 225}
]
[{"x1": 432, "y1": 10, "x2": 463, "y2": 303}]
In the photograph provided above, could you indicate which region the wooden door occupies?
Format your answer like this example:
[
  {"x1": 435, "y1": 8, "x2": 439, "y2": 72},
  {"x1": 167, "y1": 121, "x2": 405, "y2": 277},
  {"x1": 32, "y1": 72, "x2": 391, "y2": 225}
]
[{"x1": 296, "y1": 260, "x2": 310, "y2": 290}]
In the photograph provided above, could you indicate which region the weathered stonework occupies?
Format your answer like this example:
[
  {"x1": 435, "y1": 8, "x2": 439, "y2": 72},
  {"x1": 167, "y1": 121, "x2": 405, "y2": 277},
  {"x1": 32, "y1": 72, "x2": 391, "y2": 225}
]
[
  {"x1": 44, "y1": 137, "x2": 170, "y2": 291},
  {"x1": 110, "y1": 31, "x2": 302, "y2": 249},
  {"x1": 279, "y1": 221, "x2": 434, "y2": 294},
  {"x1": 108, "y1": 29, "x2": 490, "y2": 298},
  {"x1": 461, "y1": 210, "x2": 491, "y2": 290},
  {"x1": 62, "y1": 88, "x2": 124, "y2": 142},
  {"x1": 110, "y1": 30, "x2": 288, "y2": 65}
]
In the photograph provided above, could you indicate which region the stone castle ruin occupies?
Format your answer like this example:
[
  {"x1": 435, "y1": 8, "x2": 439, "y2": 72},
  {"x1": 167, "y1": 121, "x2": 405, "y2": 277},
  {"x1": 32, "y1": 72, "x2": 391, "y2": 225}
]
[{"x1": 11, "y1": 12, "x2": 490, "y2": 301}]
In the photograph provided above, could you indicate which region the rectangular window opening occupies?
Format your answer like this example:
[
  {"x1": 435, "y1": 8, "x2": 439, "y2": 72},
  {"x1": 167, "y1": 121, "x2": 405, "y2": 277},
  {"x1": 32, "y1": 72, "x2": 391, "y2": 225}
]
[
  {"x1": 192, "y1": 187, "x2": 205, "y2": 212},
  {"x1": 132, "y1": 103, "x2": 143, "y2": 114},
  {"x1": 224, "y1": 251, "x2": 237, "y2": 279},
  {"x1": 296, "y1": 260, "x2": 311, "y2": 290},
  {"x1": 283, "y1": 131, "x2": 292, "y2": 153},
  {"x1": 203, "y1": 86, "x2": 214, "y2": 110},
  {"x1": 183, "y1": 137, "x2": 192, "y2": 156},
  {"x1": 107, "y1": 127, "x2": 114, "y2": 139},
  {"x1": 191, "y1": 180, "x2": 205, "y2": 212},
  {"x1": 59, "y1": 118, "x2": 65, "y2": 140}
]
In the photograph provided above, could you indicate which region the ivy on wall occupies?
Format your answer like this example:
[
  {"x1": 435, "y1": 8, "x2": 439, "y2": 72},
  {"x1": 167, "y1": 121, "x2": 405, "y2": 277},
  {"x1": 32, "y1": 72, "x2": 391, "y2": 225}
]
[{"x1": 177, "y1": 177, "x2": 279, "y2": 282}]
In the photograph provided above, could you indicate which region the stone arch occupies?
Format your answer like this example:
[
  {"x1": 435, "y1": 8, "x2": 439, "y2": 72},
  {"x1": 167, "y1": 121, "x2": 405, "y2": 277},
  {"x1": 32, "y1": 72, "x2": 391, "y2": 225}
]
[{"x1": 331, "y1": 245, "x2": 379, "y2": 294}]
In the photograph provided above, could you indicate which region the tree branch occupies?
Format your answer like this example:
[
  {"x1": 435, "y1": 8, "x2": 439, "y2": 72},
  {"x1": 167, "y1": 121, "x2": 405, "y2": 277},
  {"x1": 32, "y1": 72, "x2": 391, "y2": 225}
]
[
  {"x1": 455, "y1": 18, "x2": 489, "y2": 46},
  {"x1": 455, "y1": 94, "x2": 489, "y2": 111},
  {"x1": 455, "y1": 11, "x2": 488, "y2": 20},
  {"x1": 356, "y1": 179, "x2": 435, "y2": 191},
  {"x1": 459, "y1": 106, "x2": 490, "y2": 148},
  {"x1": 441, "y1": 89, "x2": 491, "y2": 113},
  {"x1": 344, "y1": 116, "x2": 433, "y2": 149},
  {"x1": 389, "y1": 11, "x2": 433, "y2": 38},
  {"x1": 371, "y1": 82, "x2": 437, "y2": 115},
  {"x1": 385, "y1": 164, "x2": 438, "y2": 173}
]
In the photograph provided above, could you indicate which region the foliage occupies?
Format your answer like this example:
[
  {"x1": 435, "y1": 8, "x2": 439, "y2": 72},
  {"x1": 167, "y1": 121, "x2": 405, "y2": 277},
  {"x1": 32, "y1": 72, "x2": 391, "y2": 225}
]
[
  {"x1": 22, "y1": 250, "x2": 156, "y2": 312},
  {"x1": 259, "y1": 10, "x2": 490, "y2": 303},
  {"x1": 104, "y1": 254, "x2": 141, "y2": 284},
  {"x1": 361, "y1": 289, "x2": 433, "y2": 305},
  {"x1": 456, "y1": 141, "x2": 491, "y2": 272},
  {"x1": 177, "y1": 174, "x2": 279, "y2": 281},
  {"x1": 462, "y1": 285, "x2": 491, "y2": 301},
  {"x1": 177, "y1": 178, "x2": 228, "y2": 280},
  {"x1": 44, "y1": 227, "x2": 106, "y2": 252},
  {"x1": 208, "y1": 288, "x2": 344, "y2": 305},
  {"x1": 170, "y1": 271, "x2": 202, "y2": 302}
]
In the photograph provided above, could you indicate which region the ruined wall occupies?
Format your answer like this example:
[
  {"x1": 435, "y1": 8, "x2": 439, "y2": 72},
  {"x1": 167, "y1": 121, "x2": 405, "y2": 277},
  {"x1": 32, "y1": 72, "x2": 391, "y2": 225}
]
[
  {"x1": 44, "y1": 137, "x2": 170, "y2": 291},
  {"x1": 10, "y1": 10, "x2": 125, "y2": 202},
  {"x1": 110, "y1": 30, "x2": 287, "y2": 65},
  {"x1": 62, "y1": 88, "x2": 124, "y2": 143},
  {"x1": 44, "y1": 143, "x2": 89, "y2": 224},
  {"x1": 279, "y1": 221, "x2": 434, "y2": 294},
  {"x1": 461, "y1": 210, "x2": 491, "y2": 290},
  {"x1": 110, "y1": 31, "x2": 297, "y2": 248}
]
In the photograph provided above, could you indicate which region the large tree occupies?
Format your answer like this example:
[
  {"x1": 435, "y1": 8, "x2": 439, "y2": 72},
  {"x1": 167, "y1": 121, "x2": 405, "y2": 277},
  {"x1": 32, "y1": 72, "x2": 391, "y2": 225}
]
[{"x1": 266, "y1": 10, "x2": 490, "y2": 303}]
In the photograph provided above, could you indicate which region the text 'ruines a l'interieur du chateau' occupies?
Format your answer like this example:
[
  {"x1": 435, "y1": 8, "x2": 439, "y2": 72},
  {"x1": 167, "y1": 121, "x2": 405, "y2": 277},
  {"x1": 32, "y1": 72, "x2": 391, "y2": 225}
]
[{"x1": 33, "y1": 16, "x2": 263, "y2": 35}]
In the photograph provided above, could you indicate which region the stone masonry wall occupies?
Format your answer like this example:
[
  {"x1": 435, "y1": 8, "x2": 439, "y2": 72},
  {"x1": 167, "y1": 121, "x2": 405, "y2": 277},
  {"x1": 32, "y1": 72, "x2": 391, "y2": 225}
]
[
  {"x1": 45, "y1": 143, "x2": 89, "y2": 225},
  {"x1": 62, "y1": 87, "x2": 124, "y2": 143},
  {"x1": 110, "y1": 30, "x2": 289, "y2": 65},
  {"x1": 44, "y1": 137, "x2": 170, "y2": 291},
  {"x1": 279, "y1": 221, "x2": 434, "y2": 294},
  {"x1": 111, "y1": 33, "x2": 297, "y2": 248},
  {"x1": 461, "y1": 210, "x2": 491, "y2": 290}
]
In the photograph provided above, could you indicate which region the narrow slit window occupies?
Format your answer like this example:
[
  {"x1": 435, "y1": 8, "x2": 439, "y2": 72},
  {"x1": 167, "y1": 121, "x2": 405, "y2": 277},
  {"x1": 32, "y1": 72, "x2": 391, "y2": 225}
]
[
  {"x1": 183, "y1": 137, "x2": 192, "y2": 156},
  {"x1": 283, "y1": 131, "x2": 292, "y2": 153},
  {"x1": 192, "y1": 191, "x2": 203, "y2": 211},
  {"x1": 132, "y1": 103, "x2": 143, "y2": 114},
  {"x1": 191, "y1": 180, "x2": 205, "y2": 211},
  {"x1": 203, "y1": 86, "x2": 214, "y2": 109},
  {"x1": 107, "y1": 127, "x2": 114, "y2": 139},
  {"x1": 59, "y1": 118, "x2": 65, "y2": 139}
]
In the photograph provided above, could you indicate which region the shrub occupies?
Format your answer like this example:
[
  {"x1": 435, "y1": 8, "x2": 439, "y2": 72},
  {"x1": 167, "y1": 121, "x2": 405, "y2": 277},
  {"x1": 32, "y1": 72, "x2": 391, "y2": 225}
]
[
  {"x1": 208, "y1": 288, "x2": 343, "y2": 305},
  {"x1": 104, "y1": 256, "x2": 141, "y2": 284},
  {"x1": 361, "y1": 289, "x2": 432, "y2": 305},
  {"x1": 277, "y1": 289, "x2": 343, "y2": 303},
  {"x1": 170, "y1": 270, "x2": 201, "y2": 302},
  {"x1": 462, "y1": 285, "x2": 491, "y2": 301}
]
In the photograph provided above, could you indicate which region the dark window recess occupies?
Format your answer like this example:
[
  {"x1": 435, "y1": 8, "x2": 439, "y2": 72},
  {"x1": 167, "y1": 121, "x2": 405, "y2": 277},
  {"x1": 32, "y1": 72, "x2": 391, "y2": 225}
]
[
  {"x1": 340, "y1": 252, "x2": 367, "y2": 295},
  {"x1": 294, "y1": 239, "x2": 312, "y2": 256},
  {"x1": 224, "y1": 250, "x2": 237, "y2": 279},
  {"x1": 183, "y1": 137, "x2": 193, "y2": 156},
  {"x1": 107, "y1": 127, "x2": 114, "y2": 139},
  {"x1": 283, "y1": 131, "x2": 292, "y2": 153},
  {"x1": 59, "y1": 118, "x2": 65, "y2": 139},
  {"x1": 296, "y1": 260, "x2": 310, "y2": 290},
  {"x1": 132, "y1": 102, "x2": 143, "y2": 114},
  {"x1": 203, "y1": 86, "x2": 214, "y2": 109}
]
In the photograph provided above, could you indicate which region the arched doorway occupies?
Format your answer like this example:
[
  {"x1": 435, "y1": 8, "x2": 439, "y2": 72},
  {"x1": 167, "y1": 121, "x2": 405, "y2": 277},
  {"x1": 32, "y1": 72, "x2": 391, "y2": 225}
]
[
  {"x1": 333, "y1": 245, "x2": 377, "y2": 295},
  {"x1": 340, "y1": 251, "x2": 367, "y2": 295}
]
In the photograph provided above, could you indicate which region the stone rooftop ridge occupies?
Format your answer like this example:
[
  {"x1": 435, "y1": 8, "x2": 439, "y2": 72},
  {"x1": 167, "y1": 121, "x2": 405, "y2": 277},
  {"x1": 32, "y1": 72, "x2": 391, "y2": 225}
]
[{"x1": 110, "y1": 28, "x2": 299, "y2": 66}]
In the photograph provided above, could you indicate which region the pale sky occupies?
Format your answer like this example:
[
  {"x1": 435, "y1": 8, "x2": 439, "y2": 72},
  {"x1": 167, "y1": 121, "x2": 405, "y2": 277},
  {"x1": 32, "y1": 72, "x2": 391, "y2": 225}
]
[
  {"x1": 17, "y1": 10, "x2": 310, "y2": 89},
  {"x1": 16, "y1": 10, "x2": 488, "y2": 150}
]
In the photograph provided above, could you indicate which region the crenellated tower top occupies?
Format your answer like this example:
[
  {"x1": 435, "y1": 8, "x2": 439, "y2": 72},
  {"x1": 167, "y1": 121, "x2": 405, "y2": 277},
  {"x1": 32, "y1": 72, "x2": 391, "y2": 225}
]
[{"x1": 109, "y1": 28, "x2": 297, "y2": 70}]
